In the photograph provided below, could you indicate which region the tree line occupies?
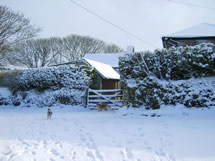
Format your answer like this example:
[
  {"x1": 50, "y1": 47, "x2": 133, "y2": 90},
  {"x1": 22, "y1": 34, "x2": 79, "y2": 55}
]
[{"x1": 0, "y1": 5, "x2": 123, "y2": 68}]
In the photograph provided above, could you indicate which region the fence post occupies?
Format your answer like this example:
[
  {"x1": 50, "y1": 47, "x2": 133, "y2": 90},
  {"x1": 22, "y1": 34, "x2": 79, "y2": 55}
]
[{"x1": 86, "y1": 88, "x2": 89, "y2": 108}]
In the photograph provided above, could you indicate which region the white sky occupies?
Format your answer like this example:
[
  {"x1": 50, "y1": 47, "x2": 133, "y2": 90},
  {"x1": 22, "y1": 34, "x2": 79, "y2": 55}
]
[{"x1": 1, "y1": 0, "x2": 215, "y2": 51}]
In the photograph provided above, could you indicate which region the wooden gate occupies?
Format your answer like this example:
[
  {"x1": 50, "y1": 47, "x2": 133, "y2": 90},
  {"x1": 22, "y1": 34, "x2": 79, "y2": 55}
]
[{"x1": 87, "y1": 88, "x2": 123, "y2": 110}]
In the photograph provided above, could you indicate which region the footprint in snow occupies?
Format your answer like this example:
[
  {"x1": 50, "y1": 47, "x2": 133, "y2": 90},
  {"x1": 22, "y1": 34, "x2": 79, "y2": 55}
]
[
  {"x1": 155, "y1": 150, "x2": 176, "y2": 161},
  {"x1": 95, "y1": 150, "x2": 104, "y2": 161},
  {"x1": 86, "y1": 151, "x2": 96, "y2": 161},
  {"x1": 49, "y1": 148, "x2": 65, "y2": 160},
  {"x1": 125, "y1": 148, "x2": 134, "y2": 159},
  {"x1": 119, "y1": 150, "x2": 126, "y2": 160},
  {"x1": 49, "y1": 158, "x2": 56, "y2": 161},
  {"x1": 120, "y1": 147, "x2": 134, "y2": 160},
  {"x1": 31, "y1": 151, "x2": 36, "y2": 155},
  {"x1": 80, "y1": 135, "x2": 86, "y2": 142},
  {"x1": 86, "y1": 141, "x2": 97, "y2": 150},
  {"x1": 155, "y1": 149, "x2": 166, "y2": 157},
  {"x1": 72, "y1": 151, "x2": 77, "y2": 160},
  {"x1": 55, "y1": 141, "x2": 63, "y2": 149}
]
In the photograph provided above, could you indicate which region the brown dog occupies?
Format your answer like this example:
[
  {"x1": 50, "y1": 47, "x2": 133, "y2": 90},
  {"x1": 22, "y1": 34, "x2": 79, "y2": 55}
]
[
  {"x1": 97, "y1": 103, "x2": 108, "y2": 111},
  {"x1": 47, "y1": 108, "x2": 53, "y2": 119}
]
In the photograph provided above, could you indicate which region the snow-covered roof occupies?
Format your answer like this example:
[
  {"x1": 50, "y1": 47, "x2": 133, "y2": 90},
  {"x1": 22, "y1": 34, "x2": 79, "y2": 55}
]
[
  {"x1": 164, "y1": 23, "x2": 215, "y2": 38},
  {"x1": 84, "y1": 58, "x2": 120, "y2": 80},
  {"x1": 84, "y1": 53, "x2": 126, "y2": 68}
]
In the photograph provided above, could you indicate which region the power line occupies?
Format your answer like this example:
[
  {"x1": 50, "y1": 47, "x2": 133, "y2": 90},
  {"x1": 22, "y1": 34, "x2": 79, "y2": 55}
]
[
  {"x1": 70, "y1": 0, "x2": 158, "y2": 49},
  {"x1": 167, "y1": 0, "x2": 215, "y2": 10}
]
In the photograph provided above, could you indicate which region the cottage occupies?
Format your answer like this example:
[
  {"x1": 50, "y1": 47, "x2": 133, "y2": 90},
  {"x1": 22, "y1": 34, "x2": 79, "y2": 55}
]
[{"x1": 162, "y1": 23, "x2": 215, "y2": 48}]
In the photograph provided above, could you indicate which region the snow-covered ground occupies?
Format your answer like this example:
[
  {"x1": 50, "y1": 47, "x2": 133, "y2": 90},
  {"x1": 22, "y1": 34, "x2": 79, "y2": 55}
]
[{"x1": 0, "y1": 105, "x2": 215, "y2": 161}]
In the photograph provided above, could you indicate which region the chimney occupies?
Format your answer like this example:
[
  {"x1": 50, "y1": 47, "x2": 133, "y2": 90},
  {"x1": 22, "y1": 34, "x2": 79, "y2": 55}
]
[{"x1": 126, "y1": 46, "x2": 135, "y2": 54}]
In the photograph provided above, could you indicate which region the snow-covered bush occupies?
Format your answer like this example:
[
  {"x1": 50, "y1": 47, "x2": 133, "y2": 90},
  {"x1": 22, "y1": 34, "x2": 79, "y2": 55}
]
[
  {"x1": 12, "y1": 65, "x2": 89, "y2": 91},
  {"x1": 124, "y1": 76, "x2": 215, "y2": 109},
  {"x1": 120, "y1": 43, "x2": 215, "y2": 109},
  {"x1": 0, "y1": 95, "x2": 10, "y2": 105},
  {"x1": 120, "y1": 43, "x2": 215, "y2": 83},
  {"x1": 9, "y1": 65, "x2": 89, "y2": 107}
]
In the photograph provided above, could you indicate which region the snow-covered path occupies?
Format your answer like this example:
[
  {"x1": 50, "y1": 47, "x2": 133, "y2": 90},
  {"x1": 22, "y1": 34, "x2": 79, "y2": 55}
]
[{"x1": 0, "y1": 106, "x2": 215, "y2": 161}]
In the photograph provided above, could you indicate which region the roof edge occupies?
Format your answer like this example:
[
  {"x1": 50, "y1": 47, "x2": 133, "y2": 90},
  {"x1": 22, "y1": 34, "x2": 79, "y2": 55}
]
[{"x1": 162, "y1": 36, "x2": 215, "y2": 39}]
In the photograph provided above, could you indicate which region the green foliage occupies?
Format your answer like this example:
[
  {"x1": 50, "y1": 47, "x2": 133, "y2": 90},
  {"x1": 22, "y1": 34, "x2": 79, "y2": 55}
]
[{"x1": 79, "y1": 65, "x2": 99, "y2": 89}]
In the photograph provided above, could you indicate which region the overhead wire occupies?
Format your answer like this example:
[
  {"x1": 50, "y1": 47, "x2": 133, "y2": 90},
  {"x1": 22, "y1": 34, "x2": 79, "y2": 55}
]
[{"x1": 70, "y1": 0, "x2": 158, "y2": 49}]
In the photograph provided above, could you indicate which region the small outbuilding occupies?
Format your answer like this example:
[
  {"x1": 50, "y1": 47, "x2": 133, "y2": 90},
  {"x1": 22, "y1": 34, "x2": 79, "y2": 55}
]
[
  {"x1": 162, "y1": 23, "x2": 215, "y2": 48},
  {"x1": 83, "y1": 58, "x2": 121, "y2": 89},
  {"x1": 83, "y1": 46, "x2": 134, "y2": 89}
]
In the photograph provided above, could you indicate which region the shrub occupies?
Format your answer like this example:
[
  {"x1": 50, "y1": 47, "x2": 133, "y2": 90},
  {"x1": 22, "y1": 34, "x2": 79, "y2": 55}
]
[
  {"x1": 8, "y1": 65, "x2": 89, "y2": 107},
  {"x1": 0, "y1": 95, "x2": 10, "y2": 105},
  {"x1": 10, "y1": 65, "x2": 89, "y2": 91},
  {"x1": 120, "y1": 43, "x2": 215, "y2": 82}
]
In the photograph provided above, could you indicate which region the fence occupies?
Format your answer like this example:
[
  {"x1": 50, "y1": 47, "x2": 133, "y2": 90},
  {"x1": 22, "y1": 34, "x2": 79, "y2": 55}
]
[{"x1": 87, "y1": 88, "x2": 123, "y2": 110}]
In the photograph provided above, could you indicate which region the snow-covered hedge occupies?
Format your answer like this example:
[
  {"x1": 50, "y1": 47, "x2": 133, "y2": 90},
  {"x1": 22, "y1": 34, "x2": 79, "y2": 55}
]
[
  {"x1": 119, "y1": 43, "x2": 215, "y2": 109},
  {"x1": 8, "y1": 65, "x2": 89, "y2": 107},
  {"x1": 12, "y1": 65, "x2": 88, "y2": 91},
  {"x1": 120, "y1": 43, "x2": 215, "y2": 83},
  {"x1": 132, "y1": 76, "x2": 215, "y2": 109}
]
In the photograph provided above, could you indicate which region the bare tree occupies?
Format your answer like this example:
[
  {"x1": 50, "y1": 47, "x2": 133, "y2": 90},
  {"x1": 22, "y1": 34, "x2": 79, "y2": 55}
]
[
  {"x1": 6, "y1": 38, "x2": 61, "y2": 68},
  {"x1": 61, "y1": 34, "x2": 123, "y2": 62},
  {"x1": 61, "y1": 35, "x2": 105, "y2": 62},
  {"x1": 5, "y1": 35, "x2": 124, "y2": 68},
  {"x1": 6, "y1": 40, "x2": 39, "y2": 68},
  {"x1": 37, "y1": 38, "x2": 62, "y2": 67},
  {"x1": 103, "y1": 44, "x2": 124, "y2": 53},
  {"x1": 0, "y1": 6, "x2": 40, "y2": 55}
]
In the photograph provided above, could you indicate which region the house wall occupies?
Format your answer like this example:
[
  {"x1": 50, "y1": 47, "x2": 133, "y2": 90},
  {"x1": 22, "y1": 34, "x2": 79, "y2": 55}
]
[
  {"x1": 102, "y1": 79, "x2": 120, "y2": 89},
  {"x1": 162, "y1": 37, "x2": 215, "y2": 48}
]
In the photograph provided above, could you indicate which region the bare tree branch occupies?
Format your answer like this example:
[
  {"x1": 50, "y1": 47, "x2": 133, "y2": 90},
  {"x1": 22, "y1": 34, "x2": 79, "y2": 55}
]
[{"x1": 0, "y1": 5, "x2": 40, "y2": 55}]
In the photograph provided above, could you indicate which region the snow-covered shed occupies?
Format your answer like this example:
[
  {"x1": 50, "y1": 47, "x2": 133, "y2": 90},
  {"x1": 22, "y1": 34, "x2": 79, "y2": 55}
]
[
  {"x1": 162, "y1": 23, "x2": 215, "y2": 48},
  {"x1": 83, "y1": 58, "x2": 120, "y2": 89},
  {"x1": 83, "y1": 46, "x2": 134, "y2": 89}
]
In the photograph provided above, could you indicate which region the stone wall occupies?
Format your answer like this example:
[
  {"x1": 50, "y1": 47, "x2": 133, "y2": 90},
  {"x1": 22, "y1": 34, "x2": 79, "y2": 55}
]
[{"x1": 122, "y1": 87, "x2": 137, "y2": 107}]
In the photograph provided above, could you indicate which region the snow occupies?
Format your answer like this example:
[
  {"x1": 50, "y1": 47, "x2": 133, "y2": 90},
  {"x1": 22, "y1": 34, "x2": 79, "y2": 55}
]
[
  {"x1": 0, "y1": 105, "x2": 215, "y2": 161},
  {"x1": 84, "y1": 53, "x2": 126, "y2": 68},
  {"x1": 0, "y1": 70, "x2": 215, "y2": 161},
  {"x1": 0, "y1": 87, "x2": 11, "y2": 97},
  {"x1": 84, "y1": 58, "x2": 120, "y2": 80},
  {"x1": 164, "y1": 23, "x2": 215, "y2": 38}
]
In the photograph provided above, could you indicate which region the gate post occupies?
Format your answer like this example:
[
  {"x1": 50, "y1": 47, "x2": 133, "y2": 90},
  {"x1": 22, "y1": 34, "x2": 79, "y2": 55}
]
[{"x1": 86, "y1": 88, "x2": 89, "y2": 108}]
